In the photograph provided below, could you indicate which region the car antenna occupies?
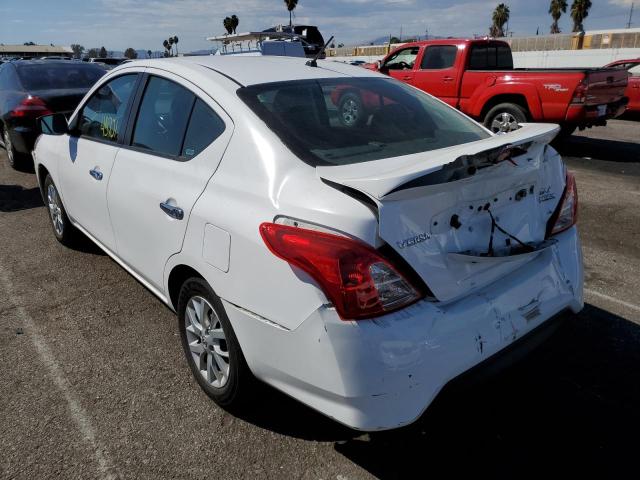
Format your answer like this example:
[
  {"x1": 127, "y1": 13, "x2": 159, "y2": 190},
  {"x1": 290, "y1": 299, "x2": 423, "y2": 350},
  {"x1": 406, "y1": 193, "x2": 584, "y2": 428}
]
[{"x1": 306, "y1": 36, "x2": 334, "y2": 67}]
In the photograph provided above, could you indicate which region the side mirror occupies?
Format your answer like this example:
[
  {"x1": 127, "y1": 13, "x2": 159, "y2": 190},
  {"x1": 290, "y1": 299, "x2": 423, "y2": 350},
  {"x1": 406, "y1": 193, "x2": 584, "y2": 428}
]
[{"x1": 39, "y1": 113, "x2": 69, "y2": 136}]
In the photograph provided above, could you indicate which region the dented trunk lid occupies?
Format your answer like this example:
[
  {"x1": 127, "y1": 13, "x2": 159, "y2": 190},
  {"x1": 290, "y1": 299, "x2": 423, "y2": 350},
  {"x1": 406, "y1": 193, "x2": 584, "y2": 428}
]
[{"x1": 317, "y1": 123, "x2": 567, "y2": 303}]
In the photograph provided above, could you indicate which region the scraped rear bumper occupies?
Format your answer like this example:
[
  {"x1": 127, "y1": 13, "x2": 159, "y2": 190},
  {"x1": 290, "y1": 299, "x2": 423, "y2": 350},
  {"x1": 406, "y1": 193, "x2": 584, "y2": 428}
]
[{"x1": 225, "y1": 227, "x2": 583, "y2": 431}]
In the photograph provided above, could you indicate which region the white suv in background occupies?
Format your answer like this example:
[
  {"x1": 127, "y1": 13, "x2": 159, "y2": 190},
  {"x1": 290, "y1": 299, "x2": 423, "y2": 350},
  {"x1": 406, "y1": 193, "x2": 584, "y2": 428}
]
[{"x1": 33, "y1": 56, "x2": 583, "y2": 431}]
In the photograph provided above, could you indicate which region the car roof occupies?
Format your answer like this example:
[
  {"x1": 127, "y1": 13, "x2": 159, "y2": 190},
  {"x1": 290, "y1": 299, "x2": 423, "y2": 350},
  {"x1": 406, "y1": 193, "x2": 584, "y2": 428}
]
[
  {"x1": 13, "y1": 59, "x2": 102, "y2": 68},
  {"x1": 121, "y1": 56, "x2": 380, "y2": 89}
]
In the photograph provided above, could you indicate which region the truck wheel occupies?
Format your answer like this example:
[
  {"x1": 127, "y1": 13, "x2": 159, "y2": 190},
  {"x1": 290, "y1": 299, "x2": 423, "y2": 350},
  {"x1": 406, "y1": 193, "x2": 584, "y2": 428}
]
[
  {"x1": 484, "y1": 103, "x2": 527, "y2": 134},
  {"x1": 338, "y1": 92, "x2": 365, "y2": 128}
]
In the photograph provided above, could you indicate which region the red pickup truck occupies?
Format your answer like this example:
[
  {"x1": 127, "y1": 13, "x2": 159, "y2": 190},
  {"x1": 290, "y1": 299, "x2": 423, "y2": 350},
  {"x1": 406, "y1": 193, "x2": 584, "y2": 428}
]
[
  {"x1": 604, "y1": 58, "x2": 640, "y2": 113},
  {"x1": 359, "y1": 39, "x2": 628, "y2": 135}
]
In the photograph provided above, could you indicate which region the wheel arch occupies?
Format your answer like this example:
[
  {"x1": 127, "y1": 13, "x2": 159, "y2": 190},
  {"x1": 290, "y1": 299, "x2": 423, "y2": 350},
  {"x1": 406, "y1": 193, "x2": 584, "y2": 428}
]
[
  {"x1": 480, "y1": 94, "x2": 532, "y2": 122},
  {"x1": 167, "y1": 264, "x2": 205, "y2": 311},
  {"x1": 36, "y1": 164, "x2": 50, "y2": 201}
]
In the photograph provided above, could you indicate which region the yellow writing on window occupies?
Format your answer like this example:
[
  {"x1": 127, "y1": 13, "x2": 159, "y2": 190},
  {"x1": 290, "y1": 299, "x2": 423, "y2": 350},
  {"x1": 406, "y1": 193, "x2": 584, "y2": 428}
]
[{"x1": 100, "y1": 114, "x2": 119, "y2": 140}]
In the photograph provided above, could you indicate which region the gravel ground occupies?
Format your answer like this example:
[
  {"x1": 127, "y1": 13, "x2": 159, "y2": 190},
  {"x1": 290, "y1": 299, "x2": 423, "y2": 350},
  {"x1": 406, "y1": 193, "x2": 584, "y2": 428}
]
[{"x1": 0, "y1": 119, "x2": 639, "y2": 479}]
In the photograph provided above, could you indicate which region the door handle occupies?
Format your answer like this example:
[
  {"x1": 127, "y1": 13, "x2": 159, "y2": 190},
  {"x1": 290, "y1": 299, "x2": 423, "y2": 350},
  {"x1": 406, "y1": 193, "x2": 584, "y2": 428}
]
[
  {"x1": 160, "y1": 201, "x2": 184, "y2": 220},
  {"x1": 402, "y1": 76, "x2": 413, "y2": 81},
  {"x1": 89, "y1": 168, "x2": 103, "y2": 181},
  {"x1": 443, "y1": 76, "x2": 455, "y2": 82}
]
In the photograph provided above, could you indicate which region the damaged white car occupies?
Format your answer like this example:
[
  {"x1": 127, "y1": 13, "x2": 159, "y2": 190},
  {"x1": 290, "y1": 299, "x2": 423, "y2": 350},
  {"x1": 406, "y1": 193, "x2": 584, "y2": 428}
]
[{"x1": 33, "y1": 56, "x2": 583, "y2": 431}]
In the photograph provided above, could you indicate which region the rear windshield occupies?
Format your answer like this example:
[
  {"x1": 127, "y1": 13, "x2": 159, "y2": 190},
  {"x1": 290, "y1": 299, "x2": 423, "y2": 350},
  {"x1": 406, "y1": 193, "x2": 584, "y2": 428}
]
[
  {"x1": 237, "y1": 78, "x2": 490, "y2": 166},
  {"x1": 16, "y1": 63, "x2": 105, "y2": 90}
]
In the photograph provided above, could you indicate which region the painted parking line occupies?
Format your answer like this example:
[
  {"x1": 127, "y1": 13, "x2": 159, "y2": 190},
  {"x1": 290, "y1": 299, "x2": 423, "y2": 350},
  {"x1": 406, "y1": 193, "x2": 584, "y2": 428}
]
[
  {"x1": 0, "y1": 265, "x2": 119, "y2": 480},
  {"x1": 585, "y1": 288, "x2": 640, "y2": 314}
]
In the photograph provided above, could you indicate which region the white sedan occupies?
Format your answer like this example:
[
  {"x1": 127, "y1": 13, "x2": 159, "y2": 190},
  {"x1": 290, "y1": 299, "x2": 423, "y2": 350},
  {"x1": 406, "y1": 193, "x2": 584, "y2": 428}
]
[{"x1": 33, "y1": 56, "x2": 583, "y2": 431}]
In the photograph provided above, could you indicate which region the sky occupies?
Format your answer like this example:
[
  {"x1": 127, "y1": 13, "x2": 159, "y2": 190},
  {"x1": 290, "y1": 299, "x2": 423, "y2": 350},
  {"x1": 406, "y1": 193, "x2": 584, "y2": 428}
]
[{"x1": 0, "y1": 0, "x2": 637, "y2": 53}]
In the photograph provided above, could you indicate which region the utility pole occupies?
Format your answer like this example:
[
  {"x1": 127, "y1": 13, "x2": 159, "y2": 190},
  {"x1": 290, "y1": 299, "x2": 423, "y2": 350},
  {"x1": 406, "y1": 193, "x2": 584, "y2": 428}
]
[{"x1": 628, "y1": 2, "x2": 635, "y2": 29}]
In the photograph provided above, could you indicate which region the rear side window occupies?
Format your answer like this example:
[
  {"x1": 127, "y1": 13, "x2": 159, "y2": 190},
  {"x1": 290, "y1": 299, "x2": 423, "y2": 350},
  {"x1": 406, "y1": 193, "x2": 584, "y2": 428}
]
[
  {"x1": 468, "y1": 44, "x2": 513, "y2": 70},
  {"x1": 16, "y1": 64, "x2": 104, "y2": 90},
  {"x1": 181, "y1": 99, "x2": 225, "y2": 158},
  {"x1": 131, "y1": 76, "x2": 195, "y2": 157},
  {"x1": 420, "y1": 46, "x2": 458, "y2": 69},
  {"x1": 78, "y1": 74, "x2": 138, "y2": 142}
]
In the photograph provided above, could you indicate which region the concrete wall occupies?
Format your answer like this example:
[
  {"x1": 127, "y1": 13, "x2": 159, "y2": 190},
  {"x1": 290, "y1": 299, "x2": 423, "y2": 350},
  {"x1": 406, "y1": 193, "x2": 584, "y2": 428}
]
[
  {"x1": 331, "y1": 48, "x2": 640, "y2": 68},
  {"x1": 512, "y1": 48, "x2": 640, "y2": 68}
]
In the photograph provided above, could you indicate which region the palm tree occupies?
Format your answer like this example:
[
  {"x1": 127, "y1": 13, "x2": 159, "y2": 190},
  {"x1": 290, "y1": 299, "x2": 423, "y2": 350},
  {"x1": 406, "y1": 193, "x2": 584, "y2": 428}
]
[
  {"x1": 147, "y1": 49, "x2": 152, "y2": 59},
  {"x1": 284, "y1": 0, "x2": 298, "y2": 27},
  {"x1": 172, "y1": 36, "x2": 179, "y2": 55},
  {"x1": 163, "y1": 39, "x2": 171, "y2": 57},
  {"x1": 570, "y1": 0, "x2": 592, "y2": 32},
  {"x1": 231, "y1": 15, "x2": 239, "y2": 34},
  {"x1": 549, "y1": 0, "x2": 568, "y2": 34},
  {"x1": 490, "y1": 3, "x2": 510, "y2": 38},
  {"x1": 223, "y1": 16, "x2": 233, "y2": 35}
]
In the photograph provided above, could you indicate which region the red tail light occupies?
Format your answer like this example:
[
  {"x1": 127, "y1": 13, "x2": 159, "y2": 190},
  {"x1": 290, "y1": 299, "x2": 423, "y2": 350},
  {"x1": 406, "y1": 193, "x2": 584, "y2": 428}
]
[
  {"x1": 260, "y1": 223, "x2": 423, "y2": 320},
  {"x1": 571, "y1": 80, "x2": 588, "y2": 104},
  {"x1": 547, "y1": 172, "x2": 578, "y2": 237},
  {"x1": 10, "y1": 96, "x2": 53, "y2": 118}
]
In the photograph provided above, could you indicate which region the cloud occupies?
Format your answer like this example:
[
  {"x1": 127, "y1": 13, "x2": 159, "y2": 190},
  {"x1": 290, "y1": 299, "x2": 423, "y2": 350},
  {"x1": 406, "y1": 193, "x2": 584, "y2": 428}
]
[{"x1": 0, "y1": 0, "x2": 635, "y2": 52}]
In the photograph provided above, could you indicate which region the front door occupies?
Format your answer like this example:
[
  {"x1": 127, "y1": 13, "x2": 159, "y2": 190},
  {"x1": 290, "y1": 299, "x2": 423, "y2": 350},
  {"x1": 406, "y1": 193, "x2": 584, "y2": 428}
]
[
  {"x1": 60, "y1": 74, "x2": 139, "y2": 251},
  {"x1": 107, "y1": 72, "x2": 232, "y2": 290},
  {"x1": 381, "y1": 46, "x2": 420, "y2": 85}
]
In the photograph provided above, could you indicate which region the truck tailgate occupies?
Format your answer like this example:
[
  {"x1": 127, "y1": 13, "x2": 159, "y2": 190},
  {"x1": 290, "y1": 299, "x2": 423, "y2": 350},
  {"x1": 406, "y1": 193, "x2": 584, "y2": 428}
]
[{"x1": 584, "y1": 68, "x2": 628, "y2": 105}]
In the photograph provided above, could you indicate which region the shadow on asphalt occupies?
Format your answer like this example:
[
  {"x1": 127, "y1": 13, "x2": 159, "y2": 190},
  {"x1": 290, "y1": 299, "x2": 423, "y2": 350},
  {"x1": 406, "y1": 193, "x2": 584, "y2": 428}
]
[
  {"x1": 230, "y1": 303, "x2": 640, "y2": 475},
  {"x1": 0, "y1": 185, "x2": 43, "y2": 212},
  {"x1": 556, "y1": 136, "x2": 640, "y2": 164},
  {"x1": 331, "y1": 304, "x2": 640, "y2": 477}
]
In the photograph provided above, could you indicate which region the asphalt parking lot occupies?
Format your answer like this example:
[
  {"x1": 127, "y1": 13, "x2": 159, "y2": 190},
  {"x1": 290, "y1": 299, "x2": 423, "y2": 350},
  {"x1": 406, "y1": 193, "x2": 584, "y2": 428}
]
[{"x1": 1, "y1": 119, "x2": 639, "y2": 479}]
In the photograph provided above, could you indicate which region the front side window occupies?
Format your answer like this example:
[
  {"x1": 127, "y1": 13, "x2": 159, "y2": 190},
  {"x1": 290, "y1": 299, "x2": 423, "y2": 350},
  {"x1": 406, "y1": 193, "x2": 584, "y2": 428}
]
[
  {"x1": 78, "y1": 74, "x2": 137, "y2": 142},
  {"x1": 238, "y1": 78, "x2": 490, "y2": 167},
  {"x1": 383, "y1": 47, "x2": 420, "y2": 70},
  {"x1": 131, "y1": 76, "x2": 195, "y2": 157},
  {"x1": 420, "y1": 46, "x2": 458, "y2": 70}
]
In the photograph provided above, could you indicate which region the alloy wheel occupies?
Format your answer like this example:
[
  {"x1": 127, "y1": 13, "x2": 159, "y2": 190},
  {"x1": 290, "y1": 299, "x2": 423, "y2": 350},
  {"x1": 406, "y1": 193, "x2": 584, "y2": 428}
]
[
  {"x1": 184, "y1": 296, "x2": 230, "y2": 388},
  {"x1": 490, "y1": 112, "x2": 520, "y2": 134},
  {"x1": 47, "y1": 183, "x2": 64, "y2": 236},
  {"x1": 4, "y1": 130, "x2": 14, "y2": 166},
  {"x1": 341, "y1": 98, "x2": 360, "y2": 127}
]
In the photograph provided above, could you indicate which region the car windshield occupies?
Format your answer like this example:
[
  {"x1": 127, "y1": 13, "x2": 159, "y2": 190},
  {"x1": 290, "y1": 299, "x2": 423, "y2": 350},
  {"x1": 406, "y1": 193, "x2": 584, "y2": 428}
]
[
  {"x1": 237, "y1": 78, "x2": 490, "y2": 166},
  {"x1": 16, "y1": 63, "x2": 105, "y2": 90}
]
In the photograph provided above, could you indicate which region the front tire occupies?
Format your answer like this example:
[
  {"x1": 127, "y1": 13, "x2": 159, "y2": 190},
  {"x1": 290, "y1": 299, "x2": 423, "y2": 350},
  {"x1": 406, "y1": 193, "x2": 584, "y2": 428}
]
[
  {"x1": 43, "y1": 174, "x2": 80, "y2": 247},
  {"x1": 178, "y1": 277, "x2": 253, "y2": 408},
  {"x1": 338, "y1": 92, "x2": 365, "y2": 128},
  {"x1": 484, "y1": 103, "x2": 528, "y2": 134}
]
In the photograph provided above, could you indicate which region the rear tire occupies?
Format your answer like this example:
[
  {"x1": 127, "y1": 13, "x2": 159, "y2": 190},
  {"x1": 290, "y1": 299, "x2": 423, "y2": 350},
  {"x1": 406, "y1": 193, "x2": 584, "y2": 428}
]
[
  {"x1": 2, "y1": 126, "x2": 28, "y2": 170},
  {"x1": 484, "y1": 103, "x2": 528, "y2": 134},
  {"x1": 43, "y1": 174, "x2": 80, "y2": 247},
  {"x1": 178, "y1": 277, "x2": 254, "y2": 409}
]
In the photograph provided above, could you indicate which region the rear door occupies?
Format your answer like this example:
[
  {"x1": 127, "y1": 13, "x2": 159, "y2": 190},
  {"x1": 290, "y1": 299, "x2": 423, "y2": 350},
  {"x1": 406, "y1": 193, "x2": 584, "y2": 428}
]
[
  {"x1": 60, "y1": 73, "x2": 139, "y2": 251},
  {"x1": 412, "y1": 45, "x2": 460, "y2": 106},
  {"x1": 107, "y1": 71, "x2": 232, "y2": 290}
]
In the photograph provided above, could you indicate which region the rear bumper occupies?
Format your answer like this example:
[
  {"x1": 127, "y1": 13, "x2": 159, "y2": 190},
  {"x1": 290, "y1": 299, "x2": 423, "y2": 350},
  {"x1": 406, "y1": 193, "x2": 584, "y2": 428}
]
[
  {"x1": 6, "y1": 126, "x2": 38, "y2": 155},
  {"x1": 564, "y1": 97, "x2": 629, "y2": 126},
  {"x1": 225, "y1": 227, "x2": 583, "y2": 431}
]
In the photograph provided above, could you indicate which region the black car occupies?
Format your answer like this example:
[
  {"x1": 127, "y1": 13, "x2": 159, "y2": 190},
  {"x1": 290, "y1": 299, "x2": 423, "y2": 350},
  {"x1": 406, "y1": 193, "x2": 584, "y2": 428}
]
[{"x1": 0, "y1": 60, "x2": 105, "y2": 169}]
